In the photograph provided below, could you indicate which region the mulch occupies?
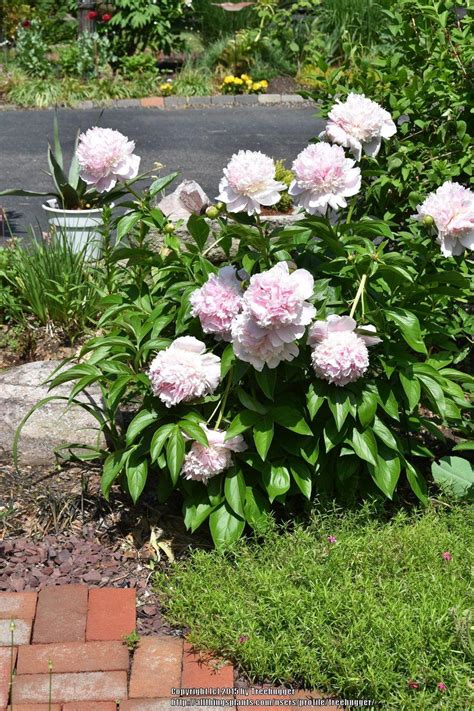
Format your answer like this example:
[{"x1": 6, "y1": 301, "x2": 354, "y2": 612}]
[{"x1": 0, "y1": 460, "x2": 211, "y2": 637}]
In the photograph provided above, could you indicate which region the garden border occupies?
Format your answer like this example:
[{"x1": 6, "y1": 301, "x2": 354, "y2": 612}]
[{"x1": 0, "y1": 94, "x2": 312, "y2": 111}]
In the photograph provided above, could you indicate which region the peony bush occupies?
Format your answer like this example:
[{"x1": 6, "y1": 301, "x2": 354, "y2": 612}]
[{"x1": 39, "y1": 97, "x2": 473, "y2": 548}]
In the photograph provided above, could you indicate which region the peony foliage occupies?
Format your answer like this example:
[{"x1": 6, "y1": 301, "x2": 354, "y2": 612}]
[{"x1": 34, "y1": 105, "x2": 473, "y2": 549}]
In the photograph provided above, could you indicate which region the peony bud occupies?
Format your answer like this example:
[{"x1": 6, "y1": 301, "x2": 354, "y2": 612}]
[
  {"x1": 421, "y1": 215, "x2": 434, "y2": 227},
  {"x1": 205, "y1": 206, "x2": 220, "y2": 219},
  {"x1": 164, "y1": 222, "x2": 175, "y2": 234}
]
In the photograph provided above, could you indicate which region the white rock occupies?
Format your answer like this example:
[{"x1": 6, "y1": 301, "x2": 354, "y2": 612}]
[
  {"x1": 0, "y1": 360, "x2": 105, "y2": 465},
  {"x1": 157, "y1": 179, "x2": 210, "y2": 221}
]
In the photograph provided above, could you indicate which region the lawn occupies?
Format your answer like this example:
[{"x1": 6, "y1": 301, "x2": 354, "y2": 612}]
[{"x1": 157, "y1": 504, "x2": 473, "y2": 709}]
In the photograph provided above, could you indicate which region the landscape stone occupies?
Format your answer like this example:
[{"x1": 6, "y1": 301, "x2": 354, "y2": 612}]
[
  {"x1": 157, "y1": 179, "x2": 210, "y2": 222},
  {"x1": 0, "y1": 360, "x2": 105, "y2": 465}
]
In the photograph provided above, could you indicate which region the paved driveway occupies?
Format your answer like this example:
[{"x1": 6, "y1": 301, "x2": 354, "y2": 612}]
[{"x1": 0, "y1": 104, "x2": 322, "y2": 238}]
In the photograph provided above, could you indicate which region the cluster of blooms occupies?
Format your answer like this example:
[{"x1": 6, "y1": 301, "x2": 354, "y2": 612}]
[
  {"x1": 221, "y1": 74, "x2": 268, "y2": 95},
  {"x1": 414, "y1": 181, "x2": 474, "y2": 257},
  {"x1": 159, "y1": 80, "x2": 174, "y2": 96},
  {"x1": 76, "y1": 127, "x2": 140, "y2": 192},
  {"x1": 181, "y1": 425, "x2": 247, "y2": 483},
  {"x1": 87, "y1": 10, "x2": 112, "y2": 22},
  {"x1": 231, "y1": 262, "x2": 315, "y2": 371},
  {"x1": 308, "y1": 315, "x2": 380, "y2": 387}
]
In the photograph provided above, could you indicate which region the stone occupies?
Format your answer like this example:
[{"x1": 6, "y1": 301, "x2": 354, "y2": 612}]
[
  {"x1": 157, "y1": 180, "x2": 210, "y2": 222},
  {"x1": 140, "y1": 97, "x2": 165, "y2": 109},
  {"x1": 0, "y1": 360, "x2": 105, "y2": 465},
  {"x1": 62, "y1": 703, "x2": 118, "y2": 710},
  {"x1": 258, "y1": 94, "x2": 282, "y2": 104}
]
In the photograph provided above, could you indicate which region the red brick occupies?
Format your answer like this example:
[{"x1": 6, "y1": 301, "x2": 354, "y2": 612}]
[
  {"x1": 140, "y1": 97, "x2": 165, "y2": 108},
  {"x1": 33, "y1": 586, "x2": 88, "y2": 644},
  {"x1": 62, "y1": 703, "x2": 118, "y2": 710},
  {"x1": 182, "y1": 642, "x2": 234, "y2": 690},
  {"x1": 17, "y1": 641, "x2": 129, "y2": 675},
  {"x1": 11, "y1": 670, "x2": 127, "y2": 703},
  {"x1": 7, "y1": 705, "x2": 61, "y2": 710},
  {"x1": 0, "y1": 619, "x2": 32, "y2": 646},
  {"x1": 0, "y1": 593, "x2": 37, "y2": 621},
  {"x1": 0, "y1": 647, "x2": 17, "y2": 708},
  {"x1": 129, "y1": 636, "x2": 183, "y2": 699},
  {"x1": 86, "y1": 588, "x2": 136, "y2": 642}
]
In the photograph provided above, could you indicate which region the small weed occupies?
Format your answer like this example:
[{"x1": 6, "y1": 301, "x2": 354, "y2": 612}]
[{"x1": 122, "y1": 629, "x2": 141, "y2": 652}]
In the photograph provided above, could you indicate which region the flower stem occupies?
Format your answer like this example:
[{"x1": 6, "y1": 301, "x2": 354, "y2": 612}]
[
  {"x1": 214, "y1": 369, "x2": 233, "y2": 430},
  {"x1": 349, "y1": 273, "x2": 368, "y2": 319}
]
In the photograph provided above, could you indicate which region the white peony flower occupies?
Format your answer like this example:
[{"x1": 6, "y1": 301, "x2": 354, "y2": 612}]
[
  {"x1": 76, "y1": 126, "x2": 140, "y2": 193},
  {"x1": 216, "y1": 150, "x2": 286, "y2": 215},
  {"x1": 321, "y1": 93, "x2": 396, "y2": 161},
  {"x1": 414, "y1": 181, "x2": 474, "y2": 257},
  {"x1": 289, "y1": 143, "x2": 361, "y2": 215}
]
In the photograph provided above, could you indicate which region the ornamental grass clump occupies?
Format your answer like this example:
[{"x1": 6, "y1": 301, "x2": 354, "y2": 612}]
[{"x1": 20, "y1": 94, "x2": 473, "y2": 548}]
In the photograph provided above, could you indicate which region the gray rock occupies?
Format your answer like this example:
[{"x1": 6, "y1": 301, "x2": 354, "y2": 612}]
[
  {"x1": 157, "y1": 179, "x2": 211, "y2": 222},
  {"x1": 0, "y1": 360, "x2": 105, "y2": 465}
]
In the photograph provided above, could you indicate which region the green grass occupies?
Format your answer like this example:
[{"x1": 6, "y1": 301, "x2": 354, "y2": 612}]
[{"x1": 157, "y1": 504, "x2": 473, "y2": 709}]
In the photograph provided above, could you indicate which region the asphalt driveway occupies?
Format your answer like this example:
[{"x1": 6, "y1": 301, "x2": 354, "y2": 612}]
[{"x1": 0, "y1": 104, "x2": 322, "y2": 239}]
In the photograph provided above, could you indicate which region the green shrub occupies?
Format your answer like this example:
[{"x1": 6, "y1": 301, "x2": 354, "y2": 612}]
[
  {"x1": 57, "y1": 33, "x2": 112, "y2": 79},
  {"x1": 105, "y1": 0, "x2": 184, "y2": 55},
  {"x1": 119, "y1": 52, "x2": 158, "y2": 78},
  {"x1": 40, "y1": 165, "x2": 473, "y2": 546},
  {"x1": 157, "y1": 504, "x2": 473, "y2": 709},
  {"x1": 308, "y1": 0, "x2": 473, "y2": 224},
  {"x1": 14, "y1": 17, "x2": 49, "y2": 78}
]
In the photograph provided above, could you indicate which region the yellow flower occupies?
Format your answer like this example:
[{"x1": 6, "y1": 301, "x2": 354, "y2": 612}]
[
  {"x1": 233, "y1": 77, "x2": 243, "y2": 85},
  {"x1": 260, "y1": 80, "x2": 268, "y2": 88},
  {"x1": 252, "y1": 82, "x2": 261, "y2": 91},
  {"x1": 223, "y1": 75, "x2": 234, "y2": 84},
  {"x1": 240, "y1": 73, "x2": 250, "y2": 82}
]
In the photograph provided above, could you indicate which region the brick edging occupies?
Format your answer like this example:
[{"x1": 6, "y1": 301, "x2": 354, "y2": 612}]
[{"x1": 0, "y1": 94, "x2": 312, "y2": 112}]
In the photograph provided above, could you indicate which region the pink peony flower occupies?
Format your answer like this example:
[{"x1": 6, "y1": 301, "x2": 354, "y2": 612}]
[
  {"x1": 76, "y1": 127, "x2": 140, "y2": 193},
  {"x1": 289, "y1": 143, "x2": 361, "y2": 215},
  {"x1": 321, "y1": 93, "x2": 396, "y2": 161},
  {"x1": 216, "y1": 150, "x2": 286, "y2": 215},
  {"x1": 414, "y1": 182, "x2": 474, "y2": 257},
  {"x1": 181, "y1": 425, "x2": 247, "y2": 483},
  {"x1": 231, "y1": 311, "x2": 300, "y2": 371},
  {"x1": 442, "y1": 551, "x2": 452, "y2": 561},
  {"x1": 311, "y1": 331, "x2": 369, "y2": 386},
  {"x1": 189, "y1": 266, "x2": 243, "y2": 341},
  {"x1": 243, "y1": 262, "x2": 315, "y2": 339},
  {"x1": 149, "y1": 337, "x2": 221, "y2": 407},
  {"x1": 230, "y1": 262, "x2": 315, "y2": 371},
  {"x1": 308, "y1": 314, "x2": 381, "y2": 348}
]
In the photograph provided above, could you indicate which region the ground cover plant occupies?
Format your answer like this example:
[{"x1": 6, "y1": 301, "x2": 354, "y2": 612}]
[{"x1": 157, "y1": 503, "x2": 474, "y2": 709}]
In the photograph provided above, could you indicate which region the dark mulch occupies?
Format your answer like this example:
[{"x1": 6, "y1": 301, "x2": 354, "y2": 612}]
[
  {"x1": 267, "y1": 76, "x2": 300, "y2": 95},
  {"x1": 0, "y1": 461, "x2": 211, "y2": 636}
]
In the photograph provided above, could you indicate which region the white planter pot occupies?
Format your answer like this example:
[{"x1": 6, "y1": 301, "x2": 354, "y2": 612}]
[{"x1": 42, "y1": 200, "x2": 106, "y2": 260}]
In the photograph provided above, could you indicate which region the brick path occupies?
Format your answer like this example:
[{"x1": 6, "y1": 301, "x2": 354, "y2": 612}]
[{"x1": 0, "y1": 587, "x2": 336, "y2": 710}]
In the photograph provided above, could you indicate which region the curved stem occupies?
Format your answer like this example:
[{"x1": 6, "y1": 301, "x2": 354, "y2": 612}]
[
  {"x1": 349, "y1": 273, "x2": 367, "y2": 319},
  {"x1": 214, "y1": 369, "x2": 233, "y2": 430}
]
